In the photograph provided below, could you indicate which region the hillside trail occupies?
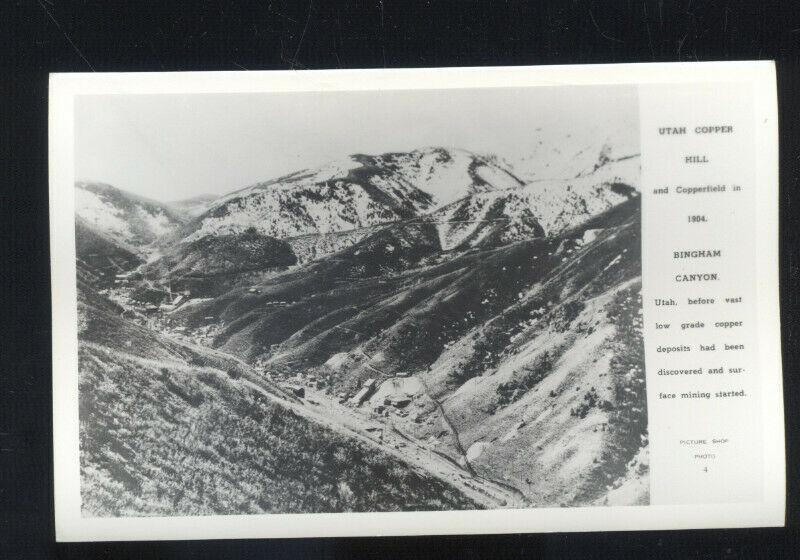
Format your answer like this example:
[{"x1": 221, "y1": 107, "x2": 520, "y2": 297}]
[
  {"x1": 239, "y1": 375, "x2": 528, "y2": 510},
  {"x1": 224, "y1": 340, "x2": 527, "y2": 508}
]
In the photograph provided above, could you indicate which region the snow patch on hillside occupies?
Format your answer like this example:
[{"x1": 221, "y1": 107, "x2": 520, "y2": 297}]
[
  {"x1": 428, "y1": 155, "x2": 638, "y2": 251},
  {"x1": 75, "y1": 187, "x2": 133, "y2": 245},
  {"x1": 184, "y1": 148, "x2": 534, "y2": 249},
  {"x1": 185, "y1": 182, "x2": 407, "y2": 242}
]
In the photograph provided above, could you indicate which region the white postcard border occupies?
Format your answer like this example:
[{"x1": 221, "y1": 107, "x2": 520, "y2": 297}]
[{"x1": 50, "y1": 61, "x2": 784, "y2": 541}]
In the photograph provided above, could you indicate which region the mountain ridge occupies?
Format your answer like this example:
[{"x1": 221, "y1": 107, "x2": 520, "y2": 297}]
[{"x1": 153, "y1": 145, "x2": 639, "y2": 264}]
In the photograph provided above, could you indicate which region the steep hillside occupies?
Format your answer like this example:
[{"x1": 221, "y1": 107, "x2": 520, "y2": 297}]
[
  {"x1": 420, "y1": 205, "x2": 647, "y2": 506},
  {"x1": 77, "y1": 284, "x2": 480, "y2": 515},
  {"x1": 75, "y1": 218, "x2": 144, "y2": 288},
  {"x1": 191, "y1": 198, "x2": 638, "y2": 369},
  {"x1": 75, "y1": 182, "x2": 187, "y2": 252},
  {"x1": 141, "y1": 227, "x2": 297, "y2": 296},
  {"x1": 428, "y1": 154, "x2": 639, "y2": 251},
  {"x1": 76, "y1": 141, "x2": 638, "y2": 272}
]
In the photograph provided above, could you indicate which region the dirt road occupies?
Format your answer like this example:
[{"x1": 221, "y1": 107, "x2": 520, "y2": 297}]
[{"x1": 240, "y1": 375, "x2": 528, "y2": 509}]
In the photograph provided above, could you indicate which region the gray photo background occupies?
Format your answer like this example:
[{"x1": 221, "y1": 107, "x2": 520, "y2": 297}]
[{"x1": 74, "y1": 85, "x2": 647, "y2": 516}]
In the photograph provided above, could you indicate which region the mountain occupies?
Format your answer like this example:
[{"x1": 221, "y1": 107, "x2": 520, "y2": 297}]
[
  {"x1": 75, "y1": 182, "x2": 187, "y2": 253},
  {"x1": 77, "y1": 282, "x2": 481, "y2": 515},
  {"x1": 168, "y1": 146, "x2": 637, "y2": 264},
  {"x1": 174, "y1": 148, "x2": 524, "y2": 246},
  {"x1": 427, "y1": 152, "x2": 639, "y2": 251},
  {"x1": 179, "y1": 198, "x2": 647, "y2": 506}
]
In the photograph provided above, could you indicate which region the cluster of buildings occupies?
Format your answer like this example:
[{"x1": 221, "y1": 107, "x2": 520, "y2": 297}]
[{"x1": 114, "y1": 271, "x2": 193, "y2": 315}]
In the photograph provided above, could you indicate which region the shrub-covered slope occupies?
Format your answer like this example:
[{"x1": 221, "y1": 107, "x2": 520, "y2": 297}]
[{"x1": 77, "y1": 285, "x2": 480, "y2": 515}]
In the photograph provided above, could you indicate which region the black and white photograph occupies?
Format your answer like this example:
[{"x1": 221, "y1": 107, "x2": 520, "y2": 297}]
[
  {"x1": 71, "y1": 84, "x2": 648, "y2": 517},
  {"x1": 2, "y1": 0, "x2": 794, "y2": 555}
]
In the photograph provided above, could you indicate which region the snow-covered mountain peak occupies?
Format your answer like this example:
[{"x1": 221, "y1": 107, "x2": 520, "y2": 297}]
[
  {"x1": 357, "y1": 146, "x2": 525, "y2": 206},
  {"x1": 178, "y1": 147, "x2": 530, "y2": 246},
  {"x1": 78, "y1": 139, "x2": 640, "y2": 270}
]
